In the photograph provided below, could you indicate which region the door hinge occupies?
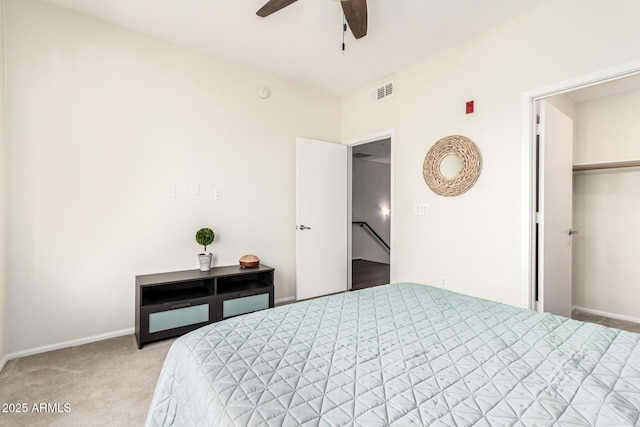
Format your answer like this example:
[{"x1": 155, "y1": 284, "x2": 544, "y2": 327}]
[
  {"x1": 535, "y1": 212, "x2": 542, "y2": 223},
  {"x1": 536, "y1": 124, "x2": 542, "y2": 135}
]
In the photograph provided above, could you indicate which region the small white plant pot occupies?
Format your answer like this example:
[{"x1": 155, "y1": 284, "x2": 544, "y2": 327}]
[{"x1": 198, "y1": 253, "x2": 213, "y2": 271}]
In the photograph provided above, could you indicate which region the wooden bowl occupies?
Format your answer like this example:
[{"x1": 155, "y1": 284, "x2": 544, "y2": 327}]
[{"x1": 239, "y1": 254, "x2": 260, "y2": 268}]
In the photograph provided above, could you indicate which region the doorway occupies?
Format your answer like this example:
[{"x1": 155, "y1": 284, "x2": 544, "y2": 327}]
[
  {"x1": 295, "y1": 132, "x2": 394, "y2": 300},
  {"x1": 347, "y1": 131, "x2": 394, "y2": 291},
  {"x1": 524, "y1": 63, "x2": 640, "y2": 325}
]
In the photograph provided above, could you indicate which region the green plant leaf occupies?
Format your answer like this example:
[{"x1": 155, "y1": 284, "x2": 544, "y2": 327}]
[{"x1": 195, "y1": 227, "x2": 215, "y2": 249}]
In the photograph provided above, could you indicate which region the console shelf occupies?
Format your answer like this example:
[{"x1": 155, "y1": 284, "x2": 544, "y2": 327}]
[{"x1": 135, "y1": 264, "x2": 274, "y2": 348}]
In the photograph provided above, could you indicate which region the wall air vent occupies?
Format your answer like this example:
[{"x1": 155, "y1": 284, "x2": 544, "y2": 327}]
[{"x1": 369, "y1": 81, "x2": 394, "y2": 103}]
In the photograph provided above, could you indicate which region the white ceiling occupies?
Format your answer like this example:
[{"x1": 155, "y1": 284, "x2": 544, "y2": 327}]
[
  {"x1": 353, "y1": 138, "x2": 391, "y2": 164},
  {"x1": 41, "y1": 0, "x2": 549, "y2": 96}
]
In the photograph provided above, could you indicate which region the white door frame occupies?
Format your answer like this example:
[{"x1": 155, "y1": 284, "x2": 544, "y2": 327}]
[
  {"x1": 345, "y1": 129, "x2": 396, "y2": 290},
  {"x1": 520, "y1": 60, "x2": 640, "y2": 310}
]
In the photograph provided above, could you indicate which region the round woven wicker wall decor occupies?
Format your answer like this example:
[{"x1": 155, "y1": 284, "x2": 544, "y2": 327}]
[{"x1": 422, "y1": 135, "x2": 482, "y2": 197}]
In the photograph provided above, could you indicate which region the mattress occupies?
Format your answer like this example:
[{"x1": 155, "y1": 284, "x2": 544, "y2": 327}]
[{"x1": 145, "y1": 283, "x2": 640, "y2": 426}]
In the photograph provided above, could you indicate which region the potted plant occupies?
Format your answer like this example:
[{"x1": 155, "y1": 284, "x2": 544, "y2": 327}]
[{"x1": 195, "y1": 227, "x2": 215, "y2": 271}]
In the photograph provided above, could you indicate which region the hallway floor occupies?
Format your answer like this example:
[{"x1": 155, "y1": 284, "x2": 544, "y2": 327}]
[
  {"x1": 352, "y1": 259, "x2": 390, "y2": 291},
  {"x1": 572, "y1": 309, "x2": 640, "y2": 334}
]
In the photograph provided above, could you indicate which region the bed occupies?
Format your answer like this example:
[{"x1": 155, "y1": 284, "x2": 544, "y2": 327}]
[{"x1": 145, "y1": 283, "x2": 640, "y2": 426}]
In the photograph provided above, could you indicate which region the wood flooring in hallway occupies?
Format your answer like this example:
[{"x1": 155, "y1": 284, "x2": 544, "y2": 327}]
[{"x1": 352, "y1": 259, "x2": 390, "y2": 291}]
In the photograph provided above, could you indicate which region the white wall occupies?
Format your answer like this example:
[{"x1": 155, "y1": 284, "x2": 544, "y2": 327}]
[
  {"x1": 0, "y1": 0, "x2": 8, "y2": 369},
  {"x1": 545, "y1": 94, "x2": 576, "y2": 121},
  {"x1": 572, "y1": 89, "x2": 640, "y2": 320},
  {"x1": 352, "y1": 158, "x2": 390, "y2": 264},
  {"x1": 341, "y1": 0, "x2": 640, "y2": 307},
  {"x1": 5, "y1": 0, "x2": 340, "y2": 354},
  {"x1": 573, "y1": 90, "x2": 640, "y2": 165}
]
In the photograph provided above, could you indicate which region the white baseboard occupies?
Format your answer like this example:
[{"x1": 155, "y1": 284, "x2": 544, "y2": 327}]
[
  {"x1": 7, "y1": 327, "x2": 135, "y2": 360},
  {"x1": 275, "y1": 296, "x2": 296, "y2": 305},
  {"x1": 573, "y1": 305, "x2": 640, "y2": 325},
  {"x1": 0, "y1": 355, "x2": 7, "y2": 373},
  {"x1": 7, "y1": 297, "x2": 304, "y2": 360}
]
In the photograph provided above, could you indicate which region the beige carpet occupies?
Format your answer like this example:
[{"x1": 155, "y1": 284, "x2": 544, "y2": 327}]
[{"x1": 0, "y1": 335, "x2": 173, "y2": 427}]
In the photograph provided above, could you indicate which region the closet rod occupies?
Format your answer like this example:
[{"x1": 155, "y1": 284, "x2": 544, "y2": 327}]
[{"x1": 573, "y1": 160, "x2": 640, "y2": 172}]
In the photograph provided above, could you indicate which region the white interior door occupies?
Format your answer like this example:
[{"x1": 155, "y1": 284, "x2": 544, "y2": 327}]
[
  {"x1": 538, "y1": 101, "x2": 574, "y2": 317},
  {"x1": 296, "y1": 137, "x2": 348, "y2": 300}
]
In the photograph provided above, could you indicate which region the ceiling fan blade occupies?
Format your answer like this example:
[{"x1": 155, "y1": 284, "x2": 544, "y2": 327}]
[
  {"x1": 256, "y1": 0, "x2": 299, "y2": 17},
  {"x1": 341, "y1": 0, "x2": 367, "y2": 39}
]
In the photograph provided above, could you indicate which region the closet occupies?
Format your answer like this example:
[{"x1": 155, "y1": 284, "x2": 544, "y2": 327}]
[{"x1": 570, "y1": 86, "x2": 640, "y2": 323}]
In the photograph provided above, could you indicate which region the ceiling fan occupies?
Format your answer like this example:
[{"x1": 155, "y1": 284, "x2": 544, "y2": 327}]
[{"x1": 256, "y1": 0, "x2": 368, "y2": 39}]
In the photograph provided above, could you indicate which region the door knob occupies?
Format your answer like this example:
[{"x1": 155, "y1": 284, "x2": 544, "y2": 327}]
[
  {"x1": 298, "y1": 225, "x2": 311, "y2": 230},
  {"x1": 569, "y1": 229, "x2": 578, "y2": 236}
]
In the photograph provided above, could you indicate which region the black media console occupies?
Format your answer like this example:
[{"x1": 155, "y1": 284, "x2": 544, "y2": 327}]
[{"x1": 135, "y1": 264, "x2": 274, "y2": 349}]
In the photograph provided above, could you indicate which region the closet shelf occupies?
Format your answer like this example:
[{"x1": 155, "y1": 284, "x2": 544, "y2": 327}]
[{"x1": 573, "y1": 160, "x2": 640, "y2": 172}]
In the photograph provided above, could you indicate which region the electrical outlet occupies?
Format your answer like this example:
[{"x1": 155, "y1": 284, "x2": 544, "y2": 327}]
[
  {"x1": 441, "y1": 276, "x2": 447, "y2": 287},
  {"x1": 214, "y1": 188, "x2": 222, "y2": 200},
  {"x1": 415, "y1": 204, "x2": 429, "y2": 215}
]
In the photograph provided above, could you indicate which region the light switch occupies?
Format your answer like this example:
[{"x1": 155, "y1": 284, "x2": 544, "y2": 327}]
[
  {"x1": 166, "y1": 185, "x2": 176, "y2": 199},
  {"x1": 190, "y1": 182, "x2": 200, "y2": 196}
]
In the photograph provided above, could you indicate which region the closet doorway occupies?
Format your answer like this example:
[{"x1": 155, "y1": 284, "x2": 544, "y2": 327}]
[
  {"x1": 349, "y1": 137, "x2": 393, "y2": 291},
  {"x1": 533, "y1": 73, "x2": 640, "y2": 327}
]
